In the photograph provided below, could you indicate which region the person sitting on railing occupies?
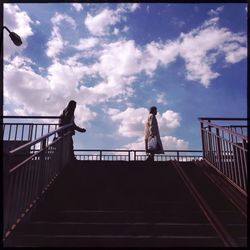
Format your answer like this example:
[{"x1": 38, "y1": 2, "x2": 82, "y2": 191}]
[
  {"x1": 58, "y1": 100, "x2": 86, "y2": 160},
  {"x1": 144, "y1": 106, "x2": 164, "y2": 162}
]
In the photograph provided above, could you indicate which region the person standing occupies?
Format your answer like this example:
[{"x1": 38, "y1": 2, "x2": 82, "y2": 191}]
[
  {"x1": 58, "y1": 100, "x2": 86, "y2": 160},
  {"x1": 144, "y1": 106, "x2": 164, "y2": 162}
]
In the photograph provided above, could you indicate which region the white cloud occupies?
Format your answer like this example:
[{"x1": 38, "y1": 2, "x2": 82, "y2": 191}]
[
  {"x1": 95, "y1": 40, "x2": 142, "y2": 77},
  {"x1": 46, "y1": 13, "x2": 76, "y2": 58},
  {"x1": 158, "y1": 110, "x2": 181, "y2": 130},
  {"x1": 208, "y1": 6, "x2": 224, "y2": 16},
  {"x1": 161, "y1": 136, "x2": 189, "y2": 150},
  {"x1": 122, "y1": 26, "x2": 129, "y2": 33},
  {"x1": 4, "y1": 55, "x2": 97, "y2": 125},
  {"x1": 141, "y1": 41, "x2": 179, "y2": 76},
  {"x1": 75, "y1": 104, "x2": 97, "y2": 127},
  {"x1": 113, "y1": 28, "x2": 120, "y2": 35},
  {"x1": 73, "y1": 37, "x2": 99, "y2": 50},
  {"x1": 84, "y1": 4, "x2": 139, "y2": 37},
  {"x1": 122, "y1": 135, "x2": 189, "y2": 150},
  {"x1": 108, "y1": 107, "x2": 181, "y2": 138},
  {"x1": 85, "y1": 8, "x2": 121, "y2": 36},
  {"x1": 108, "y1": 107, "x2": 148, "y2": 137},
  {"x1": 3, "y1": 7, "x2": 247, "y2": 124},
  {"x1": 117, "y1": 3, "x2": 140, "y2": 13},
  {"x1": 51, "y1": 12, "x2": 76, "y2": 28},
  {"x1": 222, "y1": 42, "x2": 247, "y2": 63},
  {"x1": 156, "y1": 93, "x2": 167, "y2": 105},
  {"x1": 178, "y1": 18, "x2": 247, "y2": 87},
  {"x1": 3, "y1": 4, "x2": 34, "y2": 60},
  {"x1": 71, "y1": 3, "x2": 83, "y2": 12}
]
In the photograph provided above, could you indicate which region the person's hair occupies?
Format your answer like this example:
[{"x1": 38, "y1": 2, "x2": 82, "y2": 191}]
[
  {"x1": 149, "y1": 106, "x2": 157, "y2": 114},
  {"x1": 68, "y1": 100, "x2": 76, "y2": 108},
  {"x1": 64, "y1": 100, "x2": 76, "y2": 115}
]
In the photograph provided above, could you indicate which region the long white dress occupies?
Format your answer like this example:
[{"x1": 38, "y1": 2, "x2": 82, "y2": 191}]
[{"x1": 144, "y1": 113, "x2": 164, "y2": 154}]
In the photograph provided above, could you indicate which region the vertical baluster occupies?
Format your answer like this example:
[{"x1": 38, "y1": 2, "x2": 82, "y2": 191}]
[
  {"x1": 241, "y1": 139, "x2": 248, "y2": 192},
  {"x1": 238, "y1": 145, "x2": 245, "y2": 190},
  {"x1": 224, "y1": 137, "x2": 230, "y2": 179},
  {"x1": 221, "y1": 135, "x2": 226, "y2": 175},
  {"x1": 8, "y1": 124, "x2": 12, "y2": 140},
  {"x1": 21, "y1": 124, "x2": 24, "y2": 140},
  {"x1": 14, "y1": 124, "x2": 18, "y2": 140},
  {"x1": 232, "y1": 140, "x2": 239, "y2": 186},
  {"x1": 27, "y1": 159, "x2": 36, "y2": 210}
]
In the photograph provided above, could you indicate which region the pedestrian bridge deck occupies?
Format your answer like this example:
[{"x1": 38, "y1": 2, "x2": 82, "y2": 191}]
[{"x1": 4, "y1": 160, "x2": 247, "y2": 247}]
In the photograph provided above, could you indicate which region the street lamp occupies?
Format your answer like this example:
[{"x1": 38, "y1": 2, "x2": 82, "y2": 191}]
[
  {"x1": 1, "y1": 26, "x2": 22, "y2": 119},
  {"x1": 2, "y1": 26, "x2": 22, "y2": 46}
]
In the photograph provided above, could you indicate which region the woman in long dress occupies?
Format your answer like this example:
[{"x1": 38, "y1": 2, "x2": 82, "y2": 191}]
[{"x1": 144, "y1": 106, "x2": 164, "y2": 162}]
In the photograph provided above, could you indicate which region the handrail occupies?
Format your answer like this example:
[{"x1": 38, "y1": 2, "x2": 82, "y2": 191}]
[
  {"x1": 199, "y1": 117, "x2": 248, "y2": 121},
  {"x1": 172, "y1": 161, "x2": 237, "y2": 247},
  {"x1": 9, "y1": 123, "x2": 73, "y2": 155},
  {"x1": 74, "y1": 149, "x2": 202, "y2": 152},
  {"x1": 2, "y1": 115, "x2": 60, "y2": 119},
  {"x1": 199, "y1": 117, "x2": 248, "y2": 194},
  {"x1": 3, "y1": 127, "x2": 73, "y2": 241},
  {"x1": 9, "y1": 130, "x2": 72, "y2": 174},
  {"x1": 200, "y1": 119, "x2": 248, "y2": 141},
  {"x1": 74, "y1": 149, "x2": 203, "y2": 161}
]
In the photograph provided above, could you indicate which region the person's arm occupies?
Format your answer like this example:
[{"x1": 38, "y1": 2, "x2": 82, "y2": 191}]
[{"x1": 73, "y1": 123, "x2": 86, "y2": 133}]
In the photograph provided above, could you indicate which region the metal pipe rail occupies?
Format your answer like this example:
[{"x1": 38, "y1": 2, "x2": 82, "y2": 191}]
[
  {"x1": 199, "y1": 118, "x2": 248, "y2": 195},
  {"x1": 3, "y1": 123, "x2": 73, "y2": 241},
  {"x1": 2, "y1": 116, "x2": 62, "y2": 154},
  {"x1": 172, "y1": 161, "x2": 237, "y2": 247},
  {"x1": 74, "y1": 149, "x2": 203, "y2": 161},
  {"x1": 9, "y1": 123, "x2": 73, "y2": 156}
]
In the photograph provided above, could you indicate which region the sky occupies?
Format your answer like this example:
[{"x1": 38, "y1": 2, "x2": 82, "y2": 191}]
[{"x1": 3, "y1": 2, "x2": 248, "y2": 151}]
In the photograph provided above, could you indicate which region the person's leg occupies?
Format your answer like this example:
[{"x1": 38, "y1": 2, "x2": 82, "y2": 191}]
[
  {"x1": 146, "y1": 153, "x2": 154, "y2": 162},
  {"x1": 151, "y1": 153, "x2": 155, "y2": 162}
]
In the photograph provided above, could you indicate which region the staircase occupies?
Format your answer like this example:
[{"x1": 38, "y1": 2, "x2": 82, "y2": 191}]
[{"x1": 4, "y1": 160, "x2": 247, "y2": 247}]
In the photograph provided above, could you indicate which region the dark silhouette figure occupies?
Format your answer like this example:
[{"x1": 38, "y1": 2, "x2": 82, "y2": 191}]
[
  {"x1": 144, "y1": 106, "x2": 164, "y2": 162},
  {"x1": 58, "y1": 100, "x2": 86, "y2": 160}
]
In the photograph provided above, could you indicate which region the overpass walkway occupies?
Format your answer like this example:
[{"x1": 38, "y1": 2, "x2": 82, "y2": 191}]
[
  {"x1": 4, "y1": 160, "x2": 247, "y2": 247},
  {"x1": 2, "y1": 116, "x2": 247, "y2": 247}
]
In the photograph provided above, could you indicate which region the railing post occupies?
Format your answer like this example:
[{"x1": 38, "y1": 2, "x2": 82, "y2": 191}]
[
  {"x1": 216, "y1": 128, "x2": 222, "y2": 171},
  {"x1": 128, "y1": 150, "x2": 130, "y2": 162},
  {"x1": 200, "y1": 121, "x2": 205, "y2": 159},
  {"x1": 242, "y1": 139, "x2": 248, "y2": 190},
  {"x1": 100, "y1": 150, "x2": 102, "y2": 161},
  {"x1": 177, "y1": 151, "x2": 179, "y2": 161}
]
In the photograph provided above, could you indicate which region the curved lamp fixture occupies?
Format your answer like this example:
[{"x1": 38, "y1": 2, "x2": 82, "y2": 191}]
[{"x1": 3, "y1": 26, "x2": 22, "y2": 46}]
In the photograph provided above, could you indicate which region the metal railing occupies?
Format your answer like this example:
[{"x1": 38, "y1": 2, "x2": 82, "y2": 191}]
[
  {"x1": 2, "y1": 116, "x2": 60, "y2": 152},
  {"x1": 199, "y1": 118, "x2": 248, "y2": 195},
  {"x1": 2, "y1": 116, "x2": 73, "y2": 240},
  {"x1": 74, "y1": 149, "x2": 203, "y2": 162}
]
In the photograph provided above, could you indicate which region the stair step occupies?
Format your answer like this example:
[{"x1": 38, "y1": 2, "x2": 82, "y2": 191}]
[
  {"x1": 5, "y1": 234, "x2": 223, "y2": 247},
  {"x1": 32, "y1": 209, "x2": 209, "y2": 223},
  {"x1": 17, "y1": 220, "x2": 216, "y2": 236},
  {"x1": 5, "y1": 161, "x2": 247, "y2": 247}
]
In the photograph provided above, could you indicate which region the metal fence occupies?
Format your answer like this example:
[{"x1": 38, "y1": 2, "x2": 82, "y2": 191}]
[
  {"x1": 2, "y1": 116, "x2": 73, "y2": 241},
  {"x1": 2, "y1": 116, "x2": 60, "y2": 153},
  {"x1": 199, "y1": 118, "x2": 248, "y2": 195},
  {"x1": 74, "y1": 149, "x2": 203, "y2": 162}
]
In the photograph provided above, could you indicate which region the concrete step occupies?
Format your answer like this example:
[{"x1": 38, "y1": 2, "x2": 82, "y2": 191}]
[{"x1": 4, "y1": 160, "x2": 246, "y2": 247}]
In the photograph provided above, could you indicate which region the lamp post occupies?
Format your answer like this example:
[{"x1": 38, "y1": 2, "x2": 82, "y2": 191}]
[
  {"x1": 2, "y1": 26, "x2": 22, "y2": 47},
  {"x1": 1, "y1": 26, "x2": 22, "y2": 117}
]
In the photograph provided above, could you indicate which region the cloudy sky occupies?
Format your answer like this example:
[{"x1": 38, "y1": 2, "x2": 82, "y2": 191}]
[{"x1": 3, "y1": 3, "x2": 247, "y2": 151}]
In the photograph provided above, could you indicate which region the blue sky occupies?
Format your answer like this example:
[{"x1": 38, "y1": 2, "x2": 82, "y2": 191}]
[{"x1": 3, "y1": 3, "x2": 247, "y2": 151}]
